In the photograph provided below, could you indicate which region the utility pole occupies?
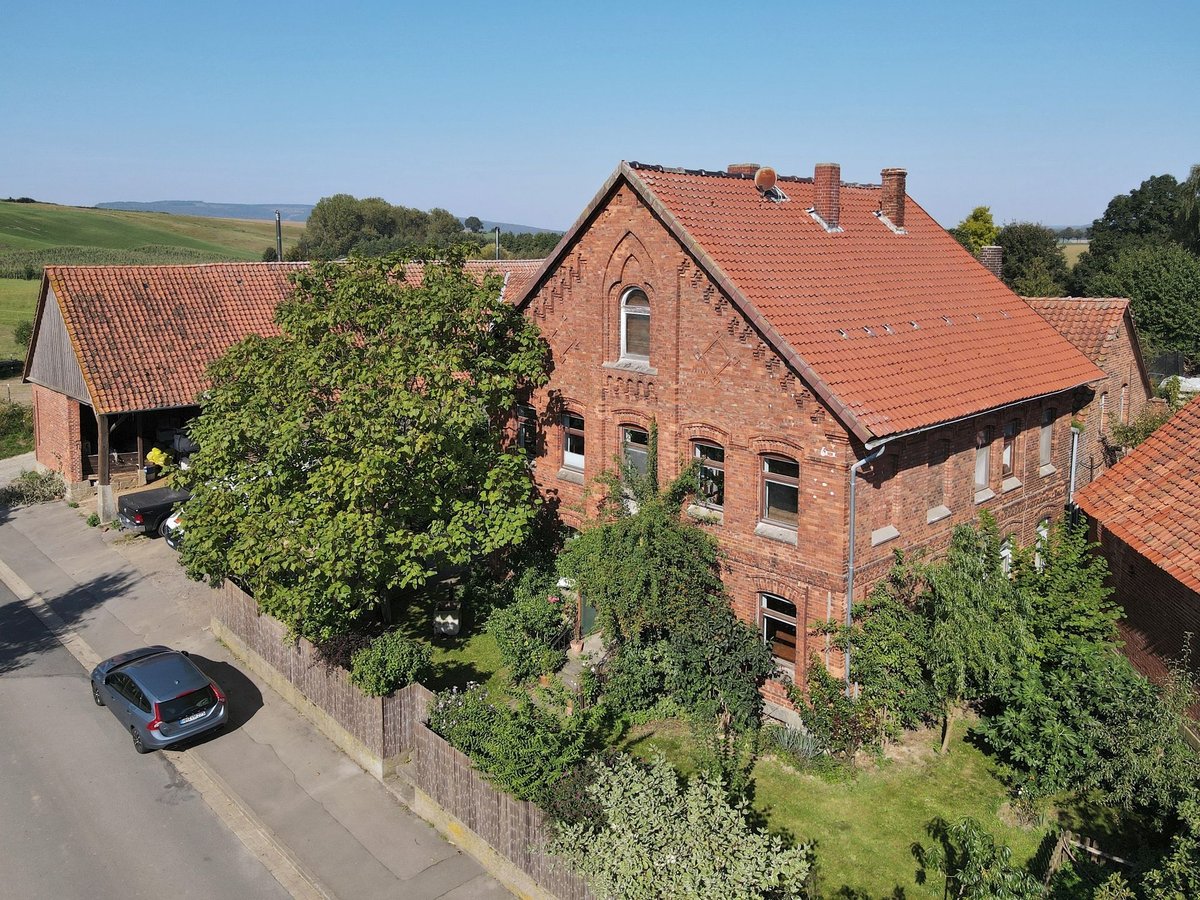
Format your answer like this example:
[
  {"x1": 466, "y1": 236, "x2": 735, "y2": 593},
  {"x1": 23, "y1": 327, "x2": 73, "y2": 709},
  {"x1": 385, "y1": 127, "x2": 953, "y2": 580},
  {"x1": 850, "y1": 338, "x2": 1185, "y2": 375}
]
[
  {"x1": 494, "y1": 226, "x2": 500, "y2": 260},
  {"x1": 275, "y1": 210, "x2": 283, "y2": 262}
]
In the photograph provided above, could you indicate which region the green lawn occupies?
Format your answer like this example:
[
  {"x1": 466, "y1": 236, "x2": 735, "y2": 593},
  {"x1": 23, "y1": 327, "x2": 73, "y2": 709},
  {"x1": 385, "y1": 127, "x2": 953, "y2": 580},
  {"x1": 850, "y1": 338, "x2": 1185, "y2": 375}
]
[
  {"x1": 0, "y1": 278, "x2": 39, "y2": 359},
  {"x1": 424, "y1": 630, "x2": 507, "y2": 695},
  {"x1": 623, "y1": 717, "x2": 1053, "y2": 899},
  {"x1": 0, "y1": 399, "x2": 34, "y2": 458}
]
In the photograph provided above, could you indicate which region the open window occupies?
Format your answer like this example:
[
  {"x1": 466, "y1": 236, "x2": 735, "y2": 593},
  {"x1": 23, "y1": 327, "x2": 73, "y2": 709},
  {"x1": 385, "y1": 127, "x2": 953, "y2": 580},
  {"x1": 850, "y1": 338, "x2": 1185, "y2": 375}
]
[
  {"x1": 760, "y1": 593, "x2": 798, "y2": 669},
  {"x1": 693, "y1": 441, "x2": 725, "y2": 509},
  {"x1": 622, "y1": 425, "x2": 649, "y2": 477},
  {"x1": 761, "y1": 455, "x2": 799, "y2": 527},
  {"x1": 562, "y1": 413, "x2": 585, "y2": 471}
]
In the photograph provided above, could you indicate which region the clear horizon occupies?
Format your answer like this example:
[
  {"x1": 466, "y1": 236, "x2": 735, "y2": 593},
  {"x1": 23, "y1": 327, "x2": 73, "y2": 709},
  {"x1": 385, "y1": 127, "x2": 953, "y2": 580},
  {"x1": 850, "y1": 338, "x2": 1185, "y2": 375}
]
[{"x1": 3, "y1": 0, "x2": 1196, "y2": 231}]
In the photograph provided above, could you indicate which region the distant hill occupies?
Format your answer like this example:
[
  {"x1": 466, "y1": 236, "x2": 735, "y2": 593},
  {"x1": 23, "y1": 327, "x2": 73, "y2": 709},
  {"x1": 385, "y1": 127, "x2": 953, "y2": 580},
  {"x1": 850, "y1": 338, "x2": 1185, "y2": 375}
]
[
  {"x1": 95, "y1": 199, "x2": 557, "y2": 234},
  {"x1": 98, "y1": 200, "x2": 313, "y2": 222},
  {"x1": 0, "y1": 200, "x2": 304, "y2": 278}
]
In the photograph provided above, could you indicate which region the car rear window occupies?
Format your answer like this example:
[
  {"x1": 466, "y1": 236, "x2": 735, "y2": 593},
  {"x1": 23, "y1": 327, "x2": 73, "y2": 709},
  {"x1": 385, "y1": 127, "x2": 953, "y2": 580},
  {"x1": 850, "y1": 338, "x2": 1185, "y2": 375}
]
[{"x1": 159, "y1": 685, "x2": 218, "y2": 722}]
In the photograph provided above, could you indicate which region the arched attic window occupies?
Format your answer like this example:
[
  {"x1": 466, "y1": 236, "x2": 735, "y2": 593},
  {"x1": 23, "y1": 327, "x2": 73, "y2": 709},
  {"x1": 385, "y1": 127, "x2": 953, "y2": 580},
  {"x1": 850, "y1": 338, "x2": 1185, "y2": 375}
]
[{"x1": 620, "y1": 288, "x2": 650, "y2": 361}]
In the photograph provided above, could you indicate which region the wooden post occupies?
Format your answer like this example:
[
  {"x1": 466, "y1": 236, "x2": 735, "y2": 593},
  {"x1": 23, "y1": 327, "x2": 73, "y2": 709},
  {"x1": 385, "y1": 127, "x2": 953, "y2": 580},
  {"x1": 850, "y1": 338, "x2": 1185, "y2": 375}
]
[
  {"x1": 97, "y1": 412, "x2": 110, "y2": 486},
  {"x1": 135, "y1": 413, "x2": 146, "y2": 484}
]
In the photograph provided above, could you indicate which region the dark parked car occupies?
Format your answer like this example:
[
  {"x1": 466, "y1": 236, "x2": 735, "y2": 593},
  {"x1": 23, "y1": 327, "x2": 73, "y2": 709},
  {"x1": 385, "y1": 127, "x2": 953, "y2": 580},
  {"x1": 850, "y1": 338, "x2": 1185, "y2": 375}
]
[
  {"x1": 91, "y1": 646, "x2": 228, "y2": 753},
  {"x1": 117, "y1": 486, "x2": 190, "y2": 536}
]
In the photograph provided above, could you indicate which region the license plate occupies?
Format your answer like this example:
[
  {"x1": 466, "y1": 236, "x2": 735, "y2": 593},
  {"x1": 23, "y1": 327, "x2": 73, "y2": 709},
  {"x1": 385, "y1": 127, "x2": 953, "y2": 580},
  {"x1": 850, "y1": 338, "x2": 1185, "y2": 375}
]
[{"x1": 180, "y1": 711, "x2": 206, "y2": 724}]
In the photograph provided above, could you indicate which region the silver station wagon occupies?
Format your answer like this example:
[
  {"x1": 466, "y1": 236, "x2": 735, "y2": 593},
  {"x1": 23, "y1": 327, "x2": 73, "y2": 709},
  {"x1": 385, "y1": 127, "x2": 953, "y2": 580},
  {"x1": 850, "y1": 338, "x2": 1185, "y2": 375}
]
[{"x1": 91, "y1": 646, "x2": 228, "y2": 753}]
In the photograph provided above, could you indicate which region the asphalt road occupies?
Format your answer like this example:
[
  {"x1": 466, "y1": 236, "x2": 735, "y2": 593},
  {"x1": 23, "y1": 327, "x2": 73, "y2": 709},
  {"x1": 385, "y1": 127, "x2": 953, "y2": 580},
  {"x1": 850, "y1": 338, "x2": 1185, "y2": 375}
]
[{"x1": 0, "y1": 580, "x2": 291, "y2": 900}]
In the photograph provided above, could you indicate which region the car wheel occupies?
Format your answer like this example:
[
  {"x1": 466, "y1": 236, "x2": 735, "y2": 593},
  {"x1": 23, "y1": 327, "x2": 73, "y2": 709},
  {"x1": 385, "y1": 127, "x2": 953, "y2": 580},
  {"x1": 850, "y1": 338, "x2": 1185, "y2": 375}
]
[
  {"x1": 131, "y1": 727, "x2": 152, "y2": 754},
  {"x1": 91, "y1": 682, "x2": 105, "y2": 706},
  {"x1": 158, "y1": 519, "x2": 172, "y2": 539}
]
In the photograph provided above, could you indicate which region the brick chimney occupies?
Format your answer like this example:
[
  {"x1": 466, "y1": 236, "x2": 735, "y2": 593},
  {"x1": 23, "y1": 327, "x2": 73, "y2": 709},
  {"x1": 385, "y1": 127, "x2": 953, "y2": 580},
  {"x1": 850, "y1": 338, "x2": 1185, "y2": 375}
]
[
  {"x1": 979, "y1": 245, "x2": 1003, "y2": 280},
  {"x1": 813, "y1": 162, "x2": 840, "y2": 229},
  {"x1": 727, "y1": 163, "x2": 760, "y2": 177},
  {"x1": 880, "y1": 167, "x2": 907, "y2": 229}
]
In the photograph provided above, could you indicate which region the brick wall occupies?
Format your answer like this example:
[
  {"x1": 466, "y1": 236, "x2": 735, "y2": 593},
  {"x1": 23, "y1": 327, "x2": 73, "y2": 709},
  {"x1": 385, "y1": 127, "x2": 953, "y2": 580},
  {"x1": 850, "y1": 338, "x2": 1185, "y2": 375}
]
[
  {"x1": 521, "y1": 183, "x2": 1076, "y2": 688},
  {"x1": 1094, "y1": 525, "x2": 1200, "y2": 718},
  {"x1": 1074, "y1": 312, "x2": 1152, "y2": 491},
  {"x1": 31, "y1": 384, "x2": 84, "y2": 483}
]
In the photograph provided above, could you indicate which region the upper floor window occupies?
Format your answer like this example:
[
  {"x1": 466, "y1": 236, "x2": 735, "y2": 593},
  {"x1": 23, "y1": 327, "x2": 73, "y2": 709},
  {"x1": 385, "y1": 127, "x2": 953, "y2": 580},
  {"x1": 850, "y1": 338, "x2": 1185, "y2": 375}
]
[
  {"x1": 974, "y1": 427, "x2": 992, "y2": 491},
  {"x1": 1035, "y1": 517, "x2": 1051, "y2": 571},
  {"x1": 762, "y1": 456, "x2": 799, "y2": 527},
  {"x1": 1001, "y1": 420, "x2": 1020, "y2": 478},
  {"x1": 562, "y1": 413, "x2": 585, "y2": 470},
  {"x1": 1040, "y1": 408, "x2": 1056, "y2": 468},
  {"x1": 622, "y1": 425, "x2": 650, "y2": 477},
  {"x1": 1120, "y1": 384, "x2": 1129, "y2": 424},
  {"x1": 693, "y1": 442, "x2": 725, "y2": 509},
  {"x1": 620, "y1": 288, "x2": 651, "y2": 361},
  {"x1": 1099, "y1": 392, "x2": 1108, "y2": 435}
]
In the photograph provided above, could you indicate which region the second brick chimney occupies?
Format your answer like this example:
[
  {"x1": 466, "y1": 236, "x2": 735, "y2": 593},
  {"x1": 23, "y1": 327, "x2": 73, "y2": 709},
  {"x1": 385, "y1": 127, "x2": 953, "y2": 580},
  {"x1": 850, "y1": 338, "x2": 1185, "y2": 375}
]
[
  {"x1": 727, "y1": 163, "x2": 760, "y2": 177},
  {"x1": 979, "y1": 245, "x2": 1003, "y2": 280},
  {"x1": 880, "y1": 167, "x2": 907, "y2": 229},
  {"x1": 813, "y1": 163, "x2": 841, "y2": 229}
]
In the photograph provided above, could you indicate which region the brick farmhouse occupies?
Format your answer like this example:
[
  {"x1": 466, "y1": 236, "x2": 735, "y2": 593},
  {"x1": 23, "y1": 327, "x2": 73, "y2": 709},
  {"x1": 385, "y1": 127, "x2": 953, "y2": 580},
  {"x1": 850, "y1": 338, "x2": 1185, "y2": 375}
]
[
  {"x1": 507, "y1": 160, "x2": 1107, "y2": 704},
  {"x1": 25, "y1": 159, "x2": 1155, "y2": 704},
  {"x1": 1076, "y1": 396, "x2": 1200, "y2": 719}
]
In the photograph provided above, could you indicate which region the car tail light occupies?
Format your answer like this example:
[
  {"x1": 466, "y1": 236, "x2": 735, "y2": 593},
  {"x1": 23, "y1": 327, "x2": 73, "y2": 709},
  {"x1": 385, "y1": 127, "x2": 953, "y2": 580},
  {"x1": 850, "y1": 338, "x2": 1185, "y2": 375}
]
[
  {"x1": 133, "y1": 513, "x2": 144, "y2": 525},
  {"x1": 148, "y1": 703, "x2": 164, "y2": 732},
  {"x1": 211, "y1": 682, "x2": 226, "y2": 703}
]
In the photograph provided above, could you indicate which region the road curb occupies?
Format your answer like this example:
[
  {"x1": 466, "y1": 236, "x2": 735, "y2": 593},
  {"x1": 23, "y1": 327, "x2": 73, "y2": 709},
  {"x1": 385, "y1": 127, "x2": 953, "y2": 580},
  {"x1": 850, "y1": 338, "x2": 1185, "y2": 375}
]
[{"x1": 0, "y1": 558, "x2": 334, "y2": 900}]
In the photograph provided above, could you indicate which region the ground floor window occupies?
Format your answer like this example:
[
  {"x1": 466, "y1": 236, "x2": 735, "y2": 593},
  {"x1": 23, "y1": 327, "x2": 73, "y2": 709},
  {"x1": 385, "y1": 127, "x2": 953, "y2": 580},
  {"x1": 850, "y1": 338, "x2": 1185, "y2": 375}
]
[
  {"x1": 694, "y1": 441, "x2": 725, "y2": 508},
  {"x1": 622, "y1": 425, "x2": 649, "y2": 477},
  {"x1": 760, "y1": 593, "x2": 798, "y2": 666},
  {"x1": 562, "y1": 413, "x2": 585, "y2": 470}
]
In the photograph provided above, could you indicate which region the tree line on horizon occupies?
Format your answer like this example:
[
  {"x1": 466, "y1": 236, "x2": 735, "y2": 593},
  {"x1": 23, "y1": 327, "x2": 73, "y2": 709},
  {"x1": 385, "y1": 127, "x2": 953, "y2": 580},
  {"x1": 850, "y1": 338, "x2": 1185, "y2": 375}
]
[
  {"x1": 267, "y1": 193, "x2": 562, "y2": 263},
  {"x1": 951, "y1": 164, "x2": 1200, "y2": 373}
]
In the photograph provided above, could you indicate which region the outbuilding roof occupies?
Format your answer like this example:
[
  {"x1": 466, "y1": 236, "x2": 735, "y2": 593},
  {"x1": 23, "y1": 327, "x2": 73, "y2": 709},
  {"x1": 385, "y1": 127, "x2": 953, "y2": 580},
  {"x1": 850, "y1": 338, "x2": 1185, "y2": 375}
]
[
  {"x1": 1024, "y1": 296, "x2": 1134, "y2": 364},
  {"x1": 27, "y1": 259, "x2": 541, "y2": 415},
  {"x1": 1076, "y1": 395, "x2": 1200, "y2": 594},
  {"x1": 514, "y1": 162, "x2": 1104, "y2": 442}
]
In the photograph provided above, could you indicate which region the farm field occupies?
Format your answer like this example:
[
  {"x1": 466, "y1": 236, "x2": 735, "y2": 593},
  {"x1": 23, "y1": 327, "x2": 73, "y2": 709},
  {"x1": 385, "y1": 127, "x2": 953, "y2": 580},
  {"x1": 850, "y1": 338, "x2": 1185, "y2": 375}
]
[
  {"x1": 0, "y1": 200, "x2": 304, "y2": 278},
  {"x1": 0, "y1": 278, "x2": 39, "y2": 360},
  {"x1": 1061, "y1": 240, "x2": 1089, "y2": 267}
]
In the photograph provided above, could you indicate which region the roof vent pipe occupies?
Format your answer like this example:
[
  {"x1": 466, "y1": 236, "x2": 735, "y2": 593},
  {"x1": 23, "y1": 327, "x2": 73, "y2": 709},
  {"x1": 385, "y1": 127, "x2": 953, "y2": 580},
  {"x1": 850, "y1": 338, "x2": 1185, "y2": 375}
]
[
  {"x1": 814, "y1": 163, "x2": 841, "y2": 229},
  {"x1": 881, "y1": 168, "x2": 907, "y2": 229}
]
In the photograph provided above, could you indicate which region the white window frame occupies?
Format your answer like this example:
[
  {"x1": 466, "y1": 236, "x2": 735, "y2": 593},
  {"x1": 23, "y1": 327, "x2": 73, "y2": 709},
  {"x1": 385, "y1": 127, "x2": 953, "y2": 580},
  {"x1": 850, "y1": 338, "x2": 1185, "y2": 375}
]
[
  {"x1": 761, "y1": 455, "x2": 800, "y2": 528},
  {"x1": 562, "y1": 413, "x2": 585, "y2": 470},
  {"x1": 619, "y1": 287, "x2": 650, "y2": 362},
  {"x1": 621, "y1": 425, "x2": 650, "y2": 477},
  {"x1": 693, "y1": 441, "x2": 725, "y2": 509},
  {"x1": 760, "y1": 593, "x2": 798, "y2": 668},
  {"x1": 1040, "y1": 408, "x2": 1056, "y2": 468},
  {"x1": 975, "y1": 427, "x2": 992, "y2": 491}
]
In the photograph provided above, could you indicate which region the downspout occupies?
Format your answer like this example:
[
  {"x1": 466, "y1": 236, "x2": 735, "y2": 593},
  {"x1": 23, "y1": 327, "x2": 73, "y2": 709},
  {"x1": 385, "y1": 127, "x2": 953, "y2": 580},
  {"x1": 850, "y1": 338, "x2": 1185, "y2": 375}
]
[
  {"x1": 845, "y1": 442, "x2": 888, "y2": 694},
  {"x1": 1067, "y1": 424, "x2": 1081, "y2": 505}
]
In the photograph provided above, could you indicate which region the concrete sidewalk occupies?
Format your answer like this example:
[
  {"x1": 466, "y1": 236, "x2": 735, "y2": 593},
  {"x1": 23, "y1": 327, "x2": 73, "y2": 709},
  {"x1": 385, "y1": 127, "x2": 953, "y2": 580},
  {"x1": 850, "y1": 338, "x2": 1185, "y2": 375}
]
[
  {"x1": 0, "y1": 501, "x2": 508, "y2": 900},
  {"x1": 0, "y1": 451, "x2": 39, "y2": 485}
]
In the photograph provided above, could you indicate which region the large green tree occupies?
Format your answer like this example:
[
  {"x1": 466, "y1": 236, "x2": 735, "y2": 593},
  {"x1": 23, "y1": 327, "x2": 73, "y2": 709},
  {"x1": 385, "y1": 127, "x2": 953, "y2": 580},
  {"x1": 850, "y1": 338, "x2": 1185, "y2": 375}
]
[
  {"x1": 180, "y1": 252, "x2": 549, "y2": 640},
  {"x1": 1087, "y1": 243, "x2": 1200, "y2": 366},
  {"x1": 950, "y1": 206, "x2": 1000, "y2": 255},
  {"x1": 995, "y1": 222, "x2": 1069, "y2": 296},
  {"x1": 1176, "y1": 164, "x2": 1200, "y2": 255}
]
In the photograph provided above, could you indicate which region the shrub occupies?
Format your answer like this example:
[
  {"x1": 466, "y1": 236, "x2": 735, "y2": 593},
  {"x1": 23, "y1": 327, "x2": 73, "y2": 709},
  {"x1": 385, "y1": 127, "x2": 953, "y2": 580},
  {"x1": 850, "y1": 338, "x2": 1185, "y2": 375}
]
[
  {"x1": 0, "y1": 469, "x2": 65, "y2": 506},
  {"x1": 763, "y1": 723, "x2": 824, "y2": 764},
  {"x1": 0, "y1": 399, "x2": 34, "y2": 457},
  {"x1": 314, "y1": 629, "x2": 375, "y2": 672},
  {"x1": 13, "y1": 319, "x2": 33, "y2": 351},
  {"x1": 428, "y1": 684, "x2": 606, "y2": 806},
  {"x1": 86, "y1": 513, "x2": 100, "y2": 527},
  {"x1": 348, "y1": 631, "x2": 431, "y2": 696},
  {"x1": 548, "y1": 753, "x2": 812, "y2": 899},
  {"x1": 914, "y1": 816, "x2": 1044, "y2": 899},
  {"x1": 485, "y1": 570, "x2": 568, "y2": 683},
  {"x1": 790, "y1": 661, "x2": 881, "y2": 760}
]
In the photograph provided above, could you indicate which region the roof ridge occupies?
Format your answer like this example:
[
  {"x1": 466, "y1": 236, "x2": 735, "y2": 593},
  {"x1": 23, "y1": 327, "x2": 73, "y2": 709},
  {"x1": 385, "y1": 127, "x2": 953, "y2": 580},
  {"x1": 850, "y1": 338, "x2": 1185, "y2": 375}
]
[{"x1": 626, "y1": 161, "x2": 883, "y2": 189}]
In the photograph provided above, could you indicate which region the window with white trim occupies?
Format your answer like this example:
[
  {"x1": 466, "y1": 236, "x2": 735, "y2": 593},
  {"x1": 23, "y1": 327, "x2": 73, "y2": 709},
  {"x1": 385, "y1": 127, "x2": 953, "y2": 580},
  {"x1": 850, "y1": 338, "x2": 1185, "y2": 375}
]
[
  {"x1": 1035, "y1": 517, "x2": 1051, "y2": 571},
  {"x1": 975, "y1": 427, "x2": 992, "y2": 491},
  {"x1": 620, "y1": 288, "x2": 650, "y2": 361},
  {"x1": 1040, "y1": 408, "x2": 1056, "y2": 468},
  {"x1": 761, "y1": 456, "x2": 799, "y2": 527},
  {"x1": 1120, "y1": 384, "x2": 1129, "y2": 425},
  {"x1": 562, "y1": 413, "x2": 585, "y2": 470},
  {"x1": 1099, "y1": 392, "x2": 1108, "y2": 435},
  {"x1": 694, "y1": 441, "x2": 725, "y2": 509},
  {"x1": 1002, "y1": 420, "x2": 1020, "y2": 478},
  {"x1": 622, "y1": 425, "x2": 649, "y2": 477},
  {"x1": 760, "y1": 593, "x2": 798, "y2": 666}
]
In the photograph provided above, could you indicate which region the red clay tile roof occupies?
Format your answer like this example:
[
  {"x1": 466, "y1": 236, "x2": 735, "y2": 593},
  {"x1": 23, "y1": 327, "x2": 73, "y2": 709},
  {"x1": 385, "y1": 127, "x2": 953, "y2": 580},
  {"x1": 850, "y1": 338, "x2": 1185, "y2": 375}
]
[
  {"x1": 1024, "y1": 297, "x2": 1131, "y2": 363},
  {"x1": 41, "y1": 259, "x2": 544, "y2": 415},
  {"x1": 1076, "y1": 395, "x2": 1200, "y2": 594},
  {"x1": 514, "y1": 163, "x2": 1104, "y2": 442},
  {"x1": 44, "y1": 263, "x2": 301, "y2": 415}
]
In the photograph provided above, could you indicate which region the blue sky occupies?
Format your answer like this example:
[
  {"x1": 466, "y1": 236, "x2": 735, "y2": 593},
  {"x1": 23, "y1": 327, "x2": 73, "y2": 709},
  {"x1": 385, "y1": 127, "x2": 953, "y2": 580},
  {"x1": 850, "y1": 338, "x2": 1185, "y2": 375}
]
[{"x1": 3, "y1": 1, "x2": 1197, "y2": 229}]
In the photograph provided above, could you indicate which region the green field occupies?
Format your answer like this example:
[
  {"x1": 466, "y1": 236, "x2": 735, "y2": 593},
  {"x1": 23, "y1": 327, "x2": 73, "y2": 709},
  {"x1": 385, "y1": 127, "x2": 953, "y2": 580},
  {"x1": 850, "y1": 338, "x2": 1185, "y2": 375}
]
[
  {"x1": 0, "y1": 278, "x2": 39, "y2": 360},
  {"x1": 0, "y1": 200, "x2": 305, "y2": 278},
  {"x1": 623, "y1": 717, "x2": 1066, "y2": 899}
]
